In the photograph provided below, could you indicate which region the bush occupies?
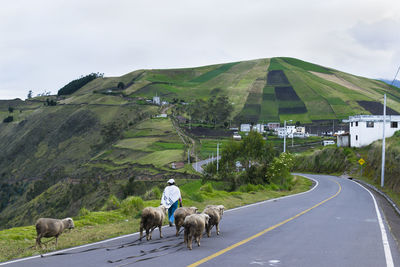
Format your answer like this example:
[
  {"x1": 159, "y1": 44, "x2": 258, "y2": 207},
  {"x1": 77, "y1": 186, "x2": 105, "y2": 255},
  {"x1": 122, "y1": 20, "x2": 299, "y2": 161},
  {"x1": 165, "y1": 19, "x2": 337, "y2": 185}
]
[
  {"x1": 102, "y1": 195, "x2": 120, "y2": 211},
  {"x1": 239, "y1": 183, "x2": 257, "y2": 193},
  {"x1": 189, "y1": 192, "x2": 204, "y2": 202},
  {"x1": 121, "y1": 196, "x2": 144, "y2": 215},
  {"x1": 3, "y1": 116, "x2": 13, "y2": 123},
  {"x1": 117, "y1": 82, "x2": 125, "y2": 89},
  {"x1": 79, "y1": 207, "x2": 90, "y2": 217},
  {"x1": 200, "y1": 183, "x2": 213, "y2": 193},
  {"x1": 143, "y1": 187, "x2": 161, "y2": 200}
]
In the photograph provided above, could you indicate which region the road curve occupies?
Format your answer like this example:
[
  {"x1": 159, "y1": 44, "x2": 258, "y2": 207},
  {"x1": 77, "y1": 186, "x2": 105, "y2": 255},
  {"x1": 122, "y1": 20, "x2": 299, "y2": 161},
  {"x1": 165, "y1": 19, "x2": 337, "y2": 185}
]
[{"x1": 2, "y1": 174, "x2": 400, "y2": 267}]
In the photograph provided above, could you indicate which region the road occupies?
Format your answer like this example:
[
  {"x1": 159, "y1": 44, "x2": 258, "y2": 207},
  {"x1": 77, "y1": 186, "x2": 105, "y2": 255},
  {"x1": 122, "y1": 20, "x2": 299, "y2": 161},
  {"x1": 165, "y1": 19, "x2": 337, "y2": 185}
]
[
  {"x1": 192, "y1": 156, "x2": 220, "y2": 173},
  {"x1": 3, "y1": 174, "x2": 400, "y2": 266}
]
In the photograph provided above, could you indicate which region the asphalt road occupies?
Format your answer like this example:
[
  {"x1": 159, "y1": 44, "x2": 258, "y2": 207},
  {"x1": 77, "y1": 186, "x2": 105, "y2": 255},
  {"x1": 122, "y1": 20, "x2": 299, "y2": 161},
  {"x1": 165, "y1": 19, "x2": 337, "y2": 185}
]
[{"x1": 3, "y1": 174, "x2": 400, "y2": 267}]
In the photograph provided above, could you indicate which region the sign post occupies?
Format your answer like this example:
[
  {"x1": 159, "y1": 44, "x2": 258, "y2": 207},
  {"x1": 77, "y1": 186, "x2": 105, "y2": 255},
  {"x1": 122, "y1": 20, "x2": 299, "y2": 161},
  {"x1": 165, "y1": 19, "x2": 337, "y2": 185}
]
[{"x1": 359, "y1": 158, "x2": 365, "y2": 176}]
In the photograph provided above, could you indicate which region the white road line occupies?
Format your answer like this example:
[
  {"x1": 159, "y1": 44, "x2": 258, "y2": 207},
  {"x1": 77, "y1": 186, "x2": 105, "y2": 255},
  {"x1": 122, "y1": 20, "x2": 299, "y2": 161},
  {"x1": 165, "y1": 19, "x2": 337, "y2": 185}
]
[
  {"x1": 1, "y1": 175, "x2": 318, "y2": 266},
  {"x1": 353, "y1": 181, "x2": 394, "y2": 267}
]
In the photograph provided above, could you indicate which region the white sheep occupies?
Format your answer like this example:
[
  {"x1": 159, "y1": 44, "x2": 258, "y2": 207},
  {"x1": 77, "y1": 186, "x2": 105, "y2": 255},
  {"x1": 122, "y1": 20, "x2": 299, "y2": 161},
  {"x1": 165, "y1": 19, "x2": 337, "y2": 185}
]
[
  {"x1": 35, "y1": 217, "x2": 75, "y2": 248},
  {"x1": 139, "y1": 205, "x2": 167, "y2": 241},
  {"x1": 173, "y1": 207, "x2": 198, "y2": 236},
  {"x1": 203, "y1": 205, "x2": 224, "y2": 237},
  {"x1": 183, "y1": 213, "x2": 210, "y2": 250}
]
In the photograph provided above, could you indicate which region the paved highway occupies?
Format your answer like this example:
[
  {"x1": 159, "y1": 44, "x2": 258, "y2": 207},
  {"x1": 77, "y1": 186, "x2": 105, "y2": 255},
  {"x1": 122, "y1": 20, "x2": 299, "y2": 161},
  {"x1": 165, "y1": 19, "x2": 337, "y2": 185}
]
[{"x1": 2, "y1": 174, "x2": 399, "y2": 266}]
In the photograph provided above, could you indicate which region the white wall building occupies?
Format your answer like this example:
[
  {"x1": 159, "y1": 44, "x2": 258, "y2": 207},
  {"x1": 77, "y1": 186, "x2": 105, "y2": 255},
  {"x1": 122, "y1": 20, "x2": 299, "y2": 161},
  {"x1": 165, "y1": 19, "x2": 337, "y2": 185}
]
[
  {"x1": 240, "y1": 124, "x2": 251, "y2": 132},
  {"x1": 153, "y1": 96, "x2": 160, "y2": 105},
  {"x1": 277, "y1": 126, "x2": 296, "y2": 138},
  {"x1": 254, "y1": 124, "x2": 265, "y2": 133},
  {"x1": 345, "y1": 115, "x2": 400, "y2": 147}
]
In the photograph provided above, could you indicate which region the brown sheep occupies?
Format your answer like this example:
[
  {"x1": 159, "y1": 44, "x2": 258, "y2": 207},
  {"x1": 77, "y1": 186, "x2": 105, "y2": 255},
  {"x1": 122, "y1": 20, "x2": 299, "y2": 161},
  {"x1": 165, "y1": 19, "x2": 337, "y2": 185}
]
[
  {"x1": 139, "y1": 205, "x2": 167, "y2": 241},
  {"x1": 203, "y1": 205, "x2": 224, "y2": 237},
  {"x1": 183, "y1": 213, "x2": 209, "y2": 250},
  {"x1": 173, "y1": 206, "x2": 198, "y2": 236},
  {"x1": 35, "y1": 217, "x2": 75, "y2": 248}
]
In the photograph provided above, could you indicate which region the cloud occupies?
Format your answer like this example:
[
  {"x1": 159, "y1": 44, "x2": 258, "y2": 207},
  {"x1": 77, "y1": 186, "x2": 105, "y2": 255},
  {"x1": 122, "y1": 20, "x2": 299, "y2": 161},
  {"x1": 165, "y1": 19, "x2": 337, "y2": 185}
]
[
  {"x1": 349, "y1": 19, "x2": 400, "y2": 50},
  {"x1": 1, "y1": 0, "x2": 400, "y2": 99}
]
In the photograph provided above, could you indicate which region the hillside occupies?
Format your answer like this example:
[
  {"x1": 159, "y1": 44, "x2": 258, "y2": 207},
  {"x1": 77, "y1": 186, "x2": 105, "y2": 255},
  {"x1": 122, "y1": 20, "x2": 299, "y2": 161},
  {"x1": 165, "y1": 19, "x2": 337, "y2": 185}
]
[
  {"x1": 64, "y1": 57, "x2": 399, "y2": 123},
  {"x1": 1, "y1": 56, "x2": 399, "y2": 228}
]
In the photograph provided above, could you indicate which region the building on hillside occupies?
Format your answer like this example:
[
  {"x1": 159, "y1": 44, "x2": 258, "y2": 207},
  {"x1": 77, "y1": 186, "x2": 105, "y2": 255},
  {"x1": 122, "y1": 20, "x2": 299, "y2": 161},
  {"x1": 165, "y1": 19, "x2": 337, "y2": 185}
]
[
  {"x1": 337, "y1": 133, "x2": 350, "y2": 147},
  {"x1": 153, "y1": 96, "x2": 160, "y2": 105},
  {"x1": 296, "y1": 126, "x2": 306, "y2": 134},
  {"x1": 277, "y1": 126, "x2": 296, "y2": 138},
  {"x1": 240, "y1": 124, "x2": 251, "y2": 132},
  {"x1": 267, "y1": 122, "x2": 280, "y2": 130},
  {"x1": 343, "y1": 115, "x2": 400, "y2": 147},
  {"x1": 254, "y1": 124, "x2": 265, "y2": 133}
]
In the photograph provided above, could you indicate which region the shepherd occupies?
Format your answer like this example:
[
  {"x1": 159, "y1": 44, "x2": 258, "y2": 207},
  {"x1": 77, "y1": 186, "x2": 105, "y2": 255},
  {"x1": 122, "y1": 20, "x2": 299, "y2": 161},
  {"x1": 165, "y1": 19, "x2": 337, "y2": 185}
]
[{"x1": 161, "y1": 179, "x2": 183, "y2": 226}]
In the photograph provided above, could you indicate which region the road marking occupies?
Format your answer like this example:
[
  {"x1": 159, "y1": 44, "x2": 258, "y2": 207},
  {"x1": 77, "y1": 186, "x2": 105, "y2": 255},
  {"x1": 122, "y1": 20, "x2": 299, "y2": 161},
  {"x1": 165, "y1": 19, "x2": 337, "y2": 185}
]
[
  {"x1": 187, "y1": 179, "x2": 341, "y2": 267},
  {"x1": 353, "y1": 182, "x2": 394, "y2": 267}
]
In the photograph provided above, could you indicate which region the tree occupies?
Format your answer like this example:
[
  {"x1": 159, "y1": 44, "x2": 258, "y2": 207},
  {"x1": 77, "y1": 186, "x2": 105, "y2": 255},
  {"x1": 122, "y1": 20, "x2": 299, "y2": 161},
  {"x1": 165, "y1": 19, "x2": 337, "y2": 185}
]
[
  {"x1": 8, "y1": 106, "x2": 14, "y2": 113},
  {"x1": 117, "y1": 82, "x2": 125, "y2": 89},
  {"x1": 27, "y1": 90, "x2": 33, "y2": 99},
  {"x1": 58, "y1": 73, "x2": 102, "y2": 96},
  {"x1": 3, "y1": 116, "x2": 13, "y2": 123}
]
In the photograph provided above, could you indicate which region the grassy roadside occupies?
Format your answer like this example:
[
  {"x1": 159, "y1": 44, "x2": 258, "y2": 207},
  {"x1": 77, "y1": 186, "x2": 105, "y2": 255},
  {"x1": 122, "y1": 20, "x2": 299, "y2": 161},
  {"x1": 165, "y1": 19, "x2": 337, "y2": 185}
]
[{"x1": 0, "y1": 176, "x2": 312, "y2": 262}]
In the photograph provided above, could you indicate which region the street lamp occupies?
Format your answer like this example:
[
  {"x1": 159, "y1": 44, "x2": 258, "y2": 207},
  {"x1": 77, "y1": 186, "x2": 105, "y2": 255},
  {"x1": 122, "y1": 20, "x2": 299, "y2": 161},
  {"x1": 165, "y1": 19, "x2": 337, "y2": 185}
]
[{"x1": 283, "y1": 120, "x2": 292, "y2": 153}]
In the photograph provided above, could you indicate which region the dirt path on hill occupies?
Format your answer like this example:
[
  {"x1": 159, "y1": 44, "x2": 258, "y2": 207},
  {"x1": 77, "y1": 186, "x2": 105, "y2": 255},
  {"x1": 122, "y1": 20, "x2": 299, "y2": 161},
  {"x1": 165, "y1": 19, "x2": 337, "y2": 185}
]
[{"x1": 309, "y1": 71, "x2": 365, "y2": 93}]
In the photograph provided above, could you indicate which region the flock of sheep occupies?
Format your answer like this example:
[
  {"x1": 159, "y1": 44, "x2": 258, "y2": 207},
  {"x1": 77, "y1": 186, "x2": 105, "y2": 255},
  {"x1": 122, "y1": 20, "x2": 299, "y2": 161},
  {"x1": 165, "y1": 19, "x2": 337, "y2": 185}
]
[
  {"x1": 139, "y1": 204, "x2": 225, "y2": 250},
  {"x1": 34, "y1": 204, "x2": 224, "y2": 251}
]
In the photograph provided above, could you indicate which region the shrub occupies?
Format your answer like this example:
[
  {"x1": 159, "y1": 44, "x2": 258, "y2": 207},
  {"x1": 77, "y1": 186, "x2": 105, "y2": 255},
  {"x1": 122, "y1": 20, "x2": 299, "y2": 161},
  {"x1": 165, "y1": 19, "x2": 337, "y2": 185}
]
[
  {"x1": 239, "y1": 183, "x2": 257, "y2": 193},
  {"x1": 200, "y1": 183, "x2": 213, "y2": 193},
  {"x1": 79, "y1": 207, "x2": 90, "y2": 217},
  {"x1": 121, "y1": 196, "x2": 144, "y2": 215},
  {"x1": 3, "y1": 116, "x2": 13, "y2": 123},
  {"x1": 143, "y1": 187, "x2": 161, "y2": 200},
  {"x1": 117, "y1": 82, "x2": 125, "y2": 89},
  {"x1": 102, "y1": 195, "x2": 120, "y2": 211},
  {"x1": 189, "y1": 192, "x2": 204, "y2": 202}
]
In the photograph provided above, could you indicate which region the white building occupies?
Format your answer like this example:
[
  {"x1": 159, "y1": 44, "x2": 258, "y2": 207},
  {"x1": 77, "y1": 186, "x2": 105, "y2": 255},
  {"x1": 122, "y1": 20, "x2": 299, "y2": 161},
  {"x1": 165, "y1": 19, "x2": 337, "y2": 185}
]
[
  {"x1": 254, "y1": 124, "x2": 265, "y2": 133},
  {"x1": 153, "y1": 96, "x2": 160, "y2": 105},
  {"x1": 344, "y1": 115, "x2": 400, "y2": 147},
  {"x1": 240, "y1": 124, "x2": 251, "y2": 132},
  {"x1": 277, "y1": 126, "x2": 296, "y2": 138}
]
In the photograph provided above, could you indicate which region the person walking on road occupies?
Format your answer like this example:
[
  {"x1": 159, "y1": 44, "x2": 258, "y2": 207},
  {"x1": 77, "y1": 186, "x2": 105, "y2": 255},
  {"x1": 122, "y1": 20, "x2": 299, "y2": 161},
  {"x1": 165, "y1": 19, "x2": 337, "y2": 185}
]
[{"x1": 161, "y1": 179, "x2": 182, "y2": 226}]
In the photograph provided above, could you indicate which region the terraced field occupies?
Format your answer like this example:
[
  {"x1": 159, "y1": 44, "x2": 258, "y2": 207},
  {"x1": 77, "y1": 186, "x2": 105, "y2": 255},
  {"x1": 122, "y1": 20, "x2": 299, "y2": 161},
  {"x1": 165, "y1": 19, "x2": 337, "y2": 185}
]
[{"x1": 47, "y1": 57, "x2": 400, "y2": 126}]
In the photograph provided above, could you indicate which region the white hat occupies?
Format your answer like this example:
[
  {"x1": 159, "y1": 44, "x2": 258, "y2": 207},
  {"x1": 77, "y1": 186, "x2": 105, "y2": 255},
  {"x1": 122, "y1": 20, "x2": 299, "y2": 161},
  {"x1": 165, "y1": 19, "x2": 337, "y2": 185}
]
[{"x1": 167, "y1": 179, "x2": 175, "y2": 184}]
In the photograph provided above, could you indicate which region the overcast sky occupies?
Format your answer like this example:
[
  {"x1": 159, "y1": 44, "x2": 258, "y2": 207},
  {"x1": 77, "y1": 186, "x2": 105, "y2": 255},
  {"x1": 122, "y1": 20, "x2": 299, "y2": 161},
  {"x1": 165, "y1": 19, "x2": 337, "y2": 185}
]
[{"x1": 1, "y1": 0, "x2": 399, "y2": 100}]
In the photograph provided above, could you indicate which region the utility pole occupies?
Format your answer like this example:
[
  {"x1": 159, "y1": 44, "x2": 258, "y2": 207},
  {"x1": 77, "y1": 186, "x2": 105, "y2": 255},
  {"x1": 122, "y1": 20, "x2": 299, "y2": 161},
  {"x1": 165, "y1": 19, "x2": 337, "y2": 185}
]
[
  {"x1": 381, "y1": 94, "x2": 386, "y2": 188},
  {"x1": 283, "y1": 120, "x2": 287, "y2": 153},
  {"x1": 217, "y1": 143, "x2": 219, "y2": 172}
]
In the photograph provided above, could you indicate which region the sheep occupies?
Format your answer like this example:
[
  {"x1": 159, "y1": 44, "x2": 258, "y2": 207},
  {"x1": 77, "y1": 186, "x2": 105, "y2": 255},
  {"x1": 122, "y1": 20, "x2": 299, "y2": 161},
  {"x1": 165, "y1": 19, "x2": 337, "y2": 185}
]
[
  {"x1": 35, "y1": 217, "x2": 74, "y2": 248},
  {"x1": 203, "y1": 205, "x2": 224, "y2": 237},
  {"x1": 139, "y1": 205, "x2": 167, "y2": 241},
  {"x1": 173, "y1": 206, "x2": 198, "y2": 236},
  {"x1": 183, "y1": 213, "x2": 210, "y2": 250}
]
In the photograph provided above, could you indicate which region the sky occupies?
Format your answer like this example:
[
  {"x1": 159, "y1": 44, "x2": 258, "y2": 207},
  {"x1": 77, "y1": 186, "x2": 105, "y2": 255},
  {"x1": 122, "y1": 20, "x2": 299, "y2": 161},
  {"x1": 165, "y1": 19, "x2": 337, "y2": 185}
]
[{"x1": 1, "y1": 0, "x2": 400, "y2": 100}]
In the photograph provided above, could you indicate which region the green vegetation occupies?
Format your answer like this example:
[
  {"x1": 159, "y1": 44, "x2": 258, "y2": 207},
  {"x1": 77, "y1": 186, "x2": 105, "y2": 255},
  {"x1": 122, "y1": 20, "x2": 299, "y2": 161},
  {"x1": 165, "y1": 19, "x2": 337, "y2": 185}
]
[
  {"x1": 58, "y1": 73, "x2": 103, "y2": 96},
  {"x1": 0, "y1": 176, "x2": 312, "y2": 262},
  {"x1": 191, "y1": 62, "x2": 239, "y2": 83},
  {"x1": 281, "y1": 57, "x2": 331, "y2": 74}
]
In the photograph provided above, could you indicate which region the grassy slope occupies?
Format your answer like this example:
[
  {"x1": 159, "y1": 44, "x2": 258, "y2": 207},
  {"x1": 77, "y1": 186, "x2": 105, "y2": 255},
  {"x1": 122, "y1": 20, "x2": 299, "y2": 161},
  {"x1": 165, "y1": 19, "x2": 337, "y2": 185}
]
[
  {"x1": 0, "y1": 176, "x2": 312, "y2": 262},
  {"x1": 59, "y1": 57, "x2": 400, "y2": 124}
]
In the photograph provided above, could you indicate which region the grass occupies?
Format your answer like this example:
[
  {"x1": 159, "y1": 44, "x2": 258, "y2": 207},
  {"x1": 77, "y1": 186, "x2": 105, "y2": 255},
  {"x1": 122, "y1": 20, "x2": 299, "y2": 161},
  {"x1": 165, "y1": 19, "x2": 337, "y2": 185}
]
[{"x1": 0, "y1": 176, "x2": 312, "y2": 262}]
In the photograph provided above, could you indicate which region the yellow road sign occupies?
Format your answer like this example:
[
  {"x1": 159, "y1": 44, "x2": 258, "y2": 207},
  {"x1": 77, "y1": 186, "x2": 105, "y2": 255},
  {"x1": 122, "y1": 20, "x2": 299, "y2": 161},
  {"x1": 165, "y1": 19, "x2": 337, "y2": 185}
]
[{"x1": 358, "y1": 158, "x2": 365, "y2": 165}]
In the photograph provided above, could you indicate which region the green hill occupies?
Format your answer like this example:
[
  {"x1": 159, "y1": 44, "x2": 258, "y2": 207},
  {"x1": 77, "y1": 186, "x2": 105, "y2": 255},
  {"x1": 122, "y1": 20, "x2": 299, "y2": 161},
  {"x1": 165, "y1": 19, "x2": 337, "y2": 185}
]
[{"x1": 0, "y1": 56, "x2": 399, "y2": 228}]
